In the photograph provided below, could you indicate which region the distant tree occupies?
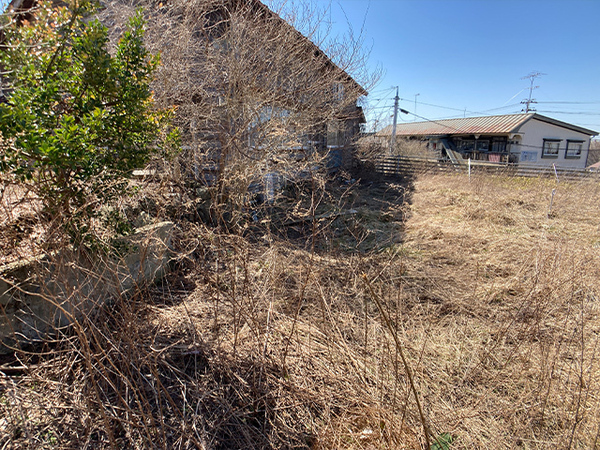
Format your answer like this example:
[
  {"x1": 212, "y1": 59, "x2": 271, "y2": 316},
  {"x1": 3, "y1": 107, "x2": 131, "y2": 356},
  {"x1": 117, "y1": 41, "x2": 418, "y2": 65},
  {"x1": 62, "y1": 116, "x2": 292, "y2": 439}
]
[{"x1": 0, "y1": 0, "x2": 176, "y2": 243}]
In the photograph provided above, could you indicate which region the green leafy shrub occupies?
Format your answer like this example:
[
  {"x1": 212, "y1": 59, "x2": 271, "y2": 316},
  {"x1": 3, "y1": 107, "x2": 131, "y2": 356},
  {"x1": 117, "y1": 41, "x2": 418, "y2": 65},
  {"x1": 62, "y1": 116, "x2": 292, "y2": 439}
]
[{"x1": 0, "y1": 1, "x2": 177, "y2": 244}]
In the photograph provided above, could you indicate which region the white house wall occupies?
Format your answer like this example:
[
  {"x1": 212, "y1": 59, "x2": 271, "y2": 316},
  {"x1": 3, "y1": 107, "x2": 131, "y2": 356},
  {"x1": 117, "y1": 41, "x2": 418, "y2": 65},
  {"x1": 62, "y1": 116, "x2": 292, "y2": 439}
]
[{"x1": 516, "y1": 119, "x2": 591, "y2": 169}]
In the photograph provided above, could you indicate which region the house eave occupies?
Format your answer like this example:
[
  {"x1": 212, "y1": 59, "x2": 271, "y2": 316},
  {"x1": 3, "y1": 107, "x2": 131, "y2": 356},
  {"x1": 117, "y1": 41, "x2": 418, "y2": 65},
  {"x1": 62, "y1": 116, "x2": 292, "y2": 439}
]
[{"x1": 528, "y1": 113, "x2": 598, "y2": 136}]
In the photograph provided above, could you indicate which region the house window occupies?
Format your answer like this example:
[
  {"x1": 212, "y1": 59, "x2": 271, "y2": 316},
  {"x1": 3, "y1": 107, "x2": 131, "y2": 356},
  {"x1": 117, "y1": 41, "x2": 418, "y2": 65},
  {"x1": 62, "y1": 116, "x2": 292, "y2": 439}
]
[
  {"x1": 476, "y1": 140, "x2": 489, "y2": 152},
  {"x1": 332, "y1": 83, "x2": 344, "y2": 102},
  {"x1": 542, "y1": 139, "x2": 560, "y2": 158},
  {"x1": 520, "y1": 151, "x2": 537, "y2": 162},
  {"x1": 492, "y1": 138, "x2": 507, "y2": 153},
  {"x1": 327, "y1": 121, "x2": 344, "y2": 147},
  {"x1": 459, "y1": 140, "x2": 474, "y2": 151},
  {"x1": 565, "y1": 140, "x2": 584, "y2": 158}
]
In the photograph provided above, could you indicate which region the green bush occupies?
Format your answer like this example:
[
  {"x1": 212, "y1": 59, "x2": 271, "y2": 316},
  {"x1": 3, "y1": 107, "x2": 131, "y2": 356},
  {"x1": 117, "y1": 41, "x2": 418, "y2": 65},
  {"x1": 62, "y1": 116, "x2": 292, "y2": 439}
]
[{"x1": 0, "y1": 1, "x2": 177, "y2": 244}]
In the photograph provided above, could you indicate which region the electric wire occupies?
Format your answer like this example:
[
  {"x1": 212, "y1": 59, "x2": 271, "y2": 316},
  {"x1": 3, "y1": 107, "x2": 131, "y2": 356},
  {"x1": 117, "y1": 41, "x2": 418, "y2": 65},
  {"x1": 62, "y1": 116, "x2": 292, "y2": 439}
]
[
  {"x1": 537, "y1": 111, "x2": 600, "y2": 116},
  {"x1": 537, "y1": 101, "x2": 600, "y2": 105},
  {"x1": 364, "y1": 93, "x2": 600, "y2": 134}
]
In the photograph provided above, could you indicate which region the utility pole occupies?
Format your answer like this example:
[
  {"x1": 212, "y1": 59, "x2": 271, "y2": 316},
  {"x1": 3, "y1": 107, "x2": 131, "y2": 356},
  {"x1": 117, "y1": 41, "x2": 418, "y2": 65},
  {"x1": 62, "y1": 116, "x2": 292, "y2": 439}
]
[
  {"x1": 389, "y1": 87, "x2": 399, "y2": 155},
  {"x1": 521, "y1": 71, "x2": 545, "y2": 113},
  {"x1": 414, "y1": 93, "x2": 420, "y2": 122}
]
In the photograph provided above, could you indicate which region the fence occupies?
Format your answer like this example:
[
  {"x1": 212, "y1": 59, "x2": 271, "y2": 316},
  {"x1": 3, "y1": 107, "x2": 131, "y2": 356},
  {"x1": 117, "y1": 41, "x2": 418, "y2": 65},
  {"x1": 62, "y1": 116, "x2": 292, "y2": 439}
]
[{"x1": 371, "y1": 155, "x2": 600, "y2": 181}]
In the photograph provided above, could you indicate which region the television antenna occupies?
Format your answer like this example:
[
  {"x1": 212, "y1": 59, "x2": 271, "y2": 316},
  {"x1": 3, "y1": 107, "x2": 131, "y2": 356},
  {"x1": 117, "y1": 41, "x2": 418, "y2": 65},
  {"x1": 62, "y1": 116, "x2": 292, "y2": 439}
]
[{"x1": 521, "y1": 71, "x2": 545, "y2": 113}]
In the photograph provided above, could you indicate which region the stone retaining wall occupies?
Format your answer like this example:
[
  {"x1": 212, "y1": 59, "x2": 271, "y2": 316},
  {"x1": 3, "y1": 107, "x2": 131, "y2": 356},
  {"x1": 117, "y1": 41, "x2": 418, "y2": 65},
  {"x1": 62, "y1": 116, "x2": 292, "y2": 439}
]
[{"x1": 0, "y1": 222, "x2": 173, "y2": 353}]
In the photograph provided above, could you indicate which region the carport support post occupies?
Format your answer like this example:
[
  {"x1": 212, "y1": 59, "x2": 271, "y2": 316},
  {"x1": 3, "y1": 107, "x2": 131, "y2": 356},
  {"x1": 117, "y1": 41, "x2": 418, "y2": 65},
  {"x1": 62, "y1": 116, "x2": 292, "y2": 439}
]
[{"x1": 468, "y1": 157, "x2": 471, "y2": 182}]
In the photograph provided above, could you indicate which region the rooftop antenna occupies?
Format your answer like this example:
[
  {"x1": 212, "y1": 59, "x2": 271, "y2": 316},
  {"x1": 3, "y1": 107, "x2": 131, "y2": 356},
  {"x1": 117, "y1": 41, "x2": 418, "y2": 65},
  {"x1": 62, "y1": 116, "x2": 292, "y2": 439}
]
[{"x1": 521, "y1": 71, "x2": 545, "y2": 113}]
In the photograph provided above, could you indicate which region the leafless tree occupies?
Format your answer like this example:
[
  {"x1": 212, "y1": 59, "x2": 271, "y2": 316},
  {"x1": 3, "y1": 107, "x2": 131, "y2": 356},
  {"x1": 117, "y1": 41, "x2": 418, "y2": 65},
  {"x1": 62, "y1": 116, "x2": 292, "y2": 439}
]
[
  {"x1": 356, "y1": 135, "x2": 434, "y2": 161},
  {"x1": 588, "y1": 138, "x2": 600, "y2": 166},
  {"x1": 98, "y1": 0, "x2": 377, "y2": 223}
]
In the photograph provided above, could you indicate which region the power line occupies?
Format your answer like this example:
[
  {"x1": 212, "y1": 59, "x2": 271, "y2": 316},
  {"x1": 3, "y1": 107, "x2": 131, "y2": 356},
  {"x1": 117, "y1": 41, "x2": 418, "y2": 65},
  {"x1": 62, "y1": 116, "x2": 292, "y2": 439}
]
[
  {"x1": 367, "y1": 87, "x2": 396, "y2": 96},
  {"x1": 398, "y1": 97, "x2": 466, "y2": 113},
  {"x1": 367, "y1": 104, "x2": 395, "y2": 110},
  {"x1": 537, "y1": 110, "x2": 600, "y2": 116},
  {"x1": 397, "y1": 97, "x2": 525, "y2": 118},
  {"x1": 480, "y1": 103, "x2": 523, "y2": 113},
  {"x1": 437, "y1": 104, "x2": 525, "y2": 119},
  {"x1": 537, "y1": 101, "x2": 600, "y2": 105},
  {"x1": 369, "y1": 93, "x2": 557, "y2": 118}
]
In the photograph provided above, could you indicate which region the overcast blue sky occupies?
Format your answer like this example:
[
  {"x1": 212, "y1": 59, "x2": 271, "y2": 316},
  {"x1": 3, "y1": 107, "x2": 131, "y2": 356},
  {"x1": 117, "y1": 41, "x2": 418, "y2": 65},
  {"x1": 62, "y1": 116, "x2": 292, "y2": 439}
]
[{"x1": 305, "y1": 0, "x2": 600, "y2": 133}]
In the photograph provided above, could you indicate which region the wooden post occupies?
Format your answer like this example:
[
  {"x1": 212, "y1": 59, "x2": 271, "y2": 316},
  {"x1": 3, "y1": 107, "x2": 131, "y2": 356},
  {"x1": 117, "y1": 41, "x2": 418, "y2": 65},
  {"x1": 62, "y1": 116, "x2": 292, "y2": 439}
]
[{"x1": 548, "y1": 188, "x2": 556, "y2": 218}]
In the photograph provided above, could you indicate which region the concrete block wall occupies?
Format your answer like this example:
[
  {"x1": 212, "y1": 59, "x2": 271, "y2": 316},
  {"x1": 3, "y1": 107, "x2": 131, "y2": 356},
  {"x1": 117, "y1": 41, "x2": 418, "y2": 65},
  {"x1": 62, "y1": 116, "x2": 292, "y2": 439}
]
[{"x1": 0, "y1": 222, "x2": 173, "y2": 353}]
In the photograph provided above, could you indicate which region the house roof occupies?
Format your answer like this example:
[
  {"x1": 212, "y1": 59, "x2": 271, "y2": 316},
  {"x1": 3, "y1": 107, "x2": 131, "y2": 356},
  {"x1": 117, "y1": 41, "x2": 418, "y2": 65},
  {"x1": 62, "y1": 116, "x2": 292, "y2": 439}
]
[
  {"x1": 5, "y1": 0, "x2": 368, "y2": 98},
  {"x1": 244, "y1": 0, "x2": 367, "y2": 97},
  {"x1": 377, "y1": 113, "x2": 598, "y2": 137}
]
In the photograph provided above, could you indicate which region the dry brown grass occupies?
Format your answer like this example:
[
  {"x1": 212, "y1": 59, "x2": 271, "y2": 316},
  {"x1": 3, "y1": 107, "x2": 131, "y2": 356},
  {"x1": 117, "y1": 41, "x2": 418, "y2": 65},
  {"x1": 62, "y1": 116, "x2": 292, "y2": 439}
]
[
  {"x1": 397, "y1": 172, "x2": 600, "y2": 448},
  {"x1": 1, "y1": 171, "x2": 600, "y2": 448}
]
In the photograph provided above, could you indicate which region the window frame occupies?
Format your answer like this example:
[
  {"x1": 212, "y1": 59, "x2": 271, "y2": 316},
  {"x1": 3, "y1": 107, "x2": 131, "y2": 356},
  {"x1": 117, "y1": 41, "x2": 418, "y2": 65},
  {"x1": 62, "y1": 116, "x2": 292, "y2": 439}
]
[
  {"x1": 541, "y1": 139, "x2": 561, "y2": 159},
  {"x1": 332, "y1": 82, "x2": 345, "y2": 102},
  {"x1": 492, "y1": 137, "x2": 507, "y2": 153},
  {"x1": 476, "y1": 140, "x2": 490, "y2": 152},
  {"x1": 565, "y1": 140, "x2": 584, "y2": 159},
  {"x1": 459, "y1": 139, "x2": 474, "y2": 152}
]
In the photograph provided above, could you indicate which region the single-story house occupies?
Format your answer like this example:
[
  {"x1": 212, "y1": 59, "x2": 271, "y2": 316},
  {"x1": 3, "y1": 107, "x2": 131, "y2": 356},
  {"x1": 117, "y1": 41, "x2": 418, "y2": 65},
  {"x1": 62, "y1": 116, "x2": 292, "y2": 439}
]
[{"x1": 377, "y1": 113, "x2": 598, "y2": 169}]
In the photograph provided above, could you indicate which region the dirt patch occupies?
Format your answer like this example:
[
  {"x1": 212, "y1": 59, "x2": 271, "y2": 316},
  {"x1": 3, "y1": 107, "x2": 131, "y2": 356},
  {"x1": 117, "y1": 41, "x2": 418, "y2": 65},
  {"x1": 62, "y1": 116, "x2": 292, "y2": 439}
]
[{"x1": 0, "y1": 184, "x2": 46, "y2": 266}]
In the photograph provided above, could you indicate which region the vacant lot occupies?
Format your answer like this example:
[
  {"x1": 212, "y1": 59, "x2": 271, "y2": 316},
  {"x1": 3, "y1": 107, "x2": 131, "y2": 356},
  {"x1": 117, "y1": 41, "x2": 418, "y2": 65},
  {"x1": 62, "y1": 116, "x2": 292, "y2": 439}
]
[
  {"x1": 391, "y1": 172, "x2": 600, "y2": 448},
  {"x1": 1, "y1": 170, "x2": 599, "y2": 449}
]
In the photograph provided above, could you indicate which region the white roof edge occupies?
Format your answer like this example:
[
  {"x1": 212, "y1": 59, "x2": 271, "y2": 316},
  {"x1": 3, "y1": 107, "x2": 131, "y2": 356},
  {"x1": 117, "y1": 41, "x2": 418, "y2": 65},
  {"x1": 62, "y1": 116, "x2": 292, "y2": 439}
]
[{"x1": 529, "y1": 113, "x2": 598, "y2": 136}]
